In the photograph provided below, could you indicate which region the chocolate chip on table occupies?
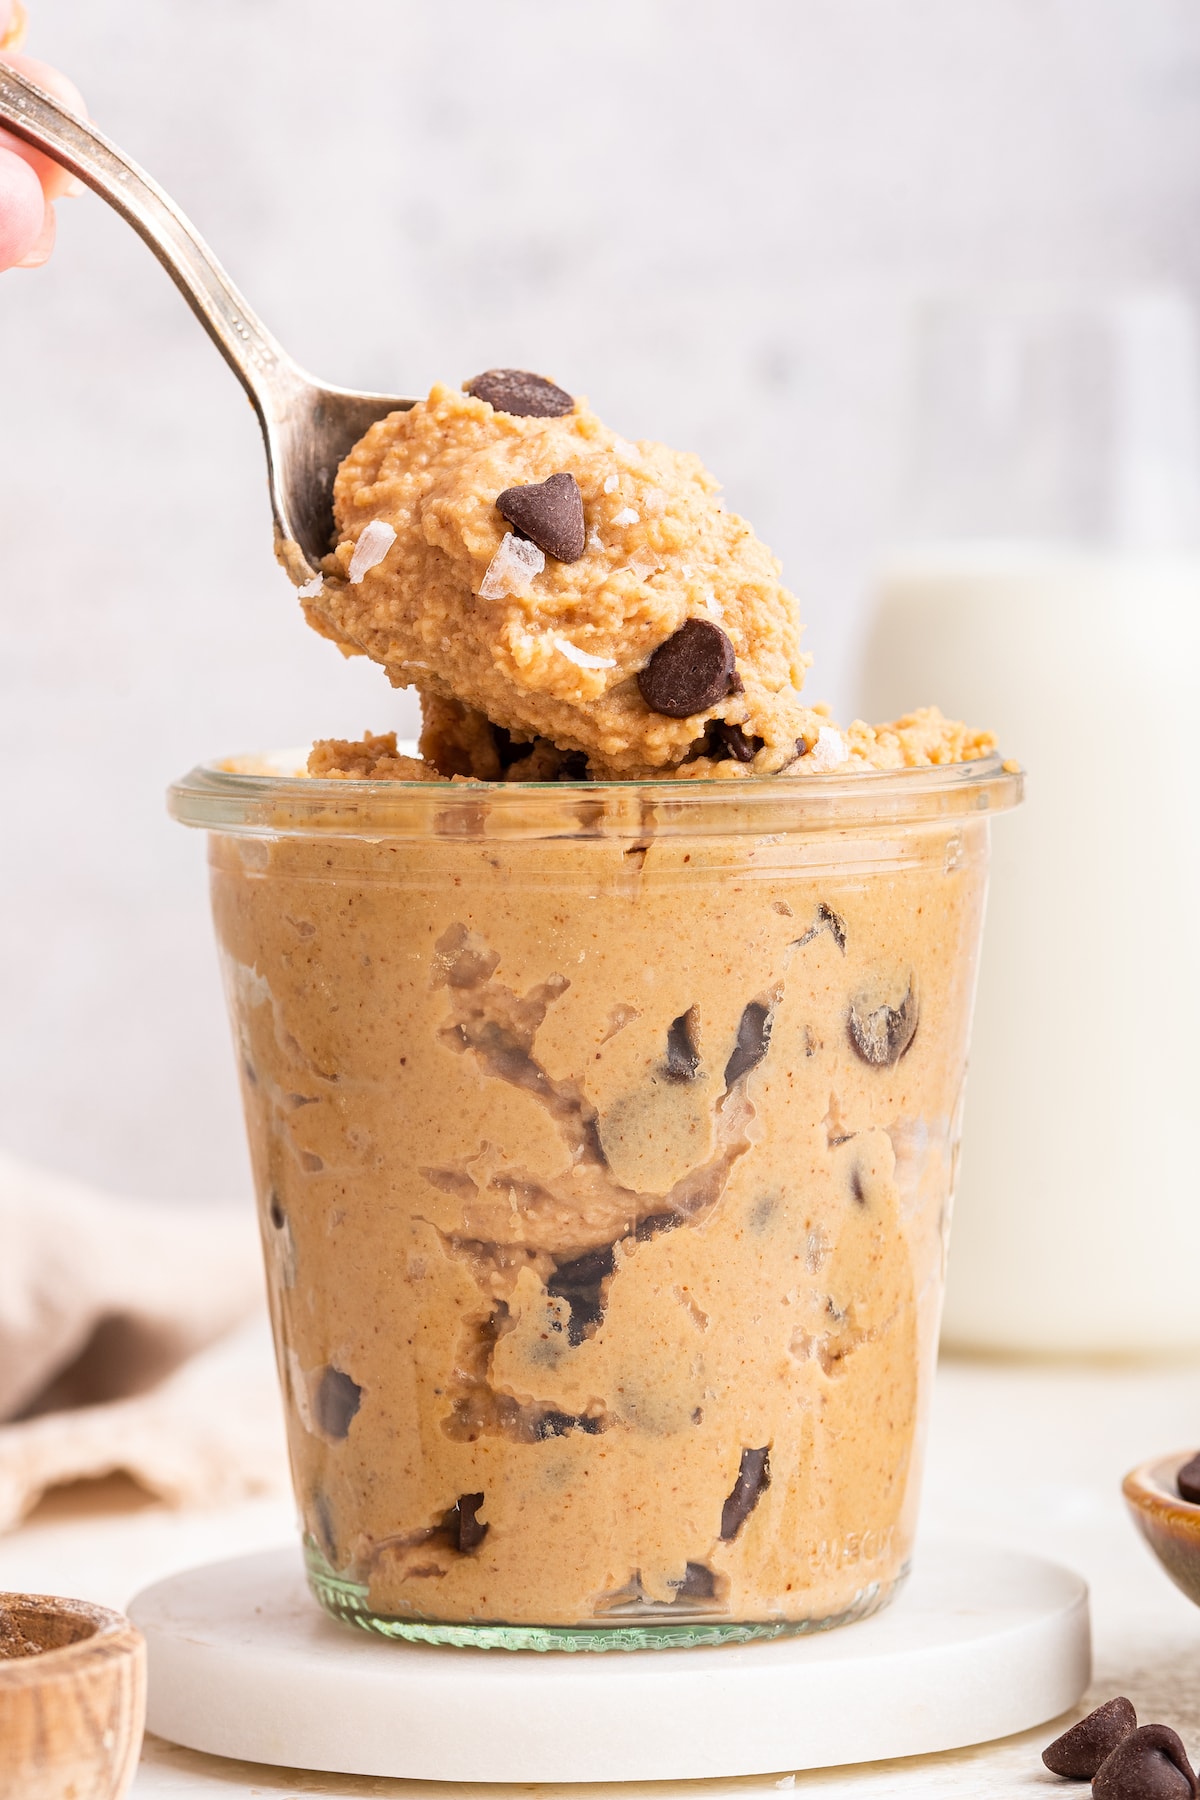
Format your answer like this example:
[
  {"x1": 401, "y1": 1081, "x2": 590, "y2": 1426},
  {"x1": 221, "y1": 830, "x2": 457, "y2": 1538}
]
[
  {"x1": 1092, "y1": 1724, "x2": 1198, "y2": 1799},
  {"x1": 447, "y1": 1492, "x2": 488, "y2": 1553},
  {"x1": 847, "y1": 980, "x2": 918, "y2": 1068},
  {"x1": 496, "y1": 472, "x2": 586, "y2": 562},
  {"x1": 313, "y1": 1365, "x2": 362, "y2": 1441},
  {"x1": 1178, "y1": 1453, "x2": 1200, "y2": 1504},
  {"x1": 638, "y1": 619, "x2": 739, "y2": 718},
  {"x1": 724, "y1": 1000, "x2": 775, "y2": 1087},
  {"x1": 720, "y1": 1446, "x2": 771, "y2": 1540},
  {"x1": 1042, "y1": 1695, "x2": 1138, "y2": 1778},
  {"x1": 664, "y1": 1008, "x2": 701, "y2": 1082},
  {"x1": 465, "y1": 369, "x2": 575, "y2": 417}
]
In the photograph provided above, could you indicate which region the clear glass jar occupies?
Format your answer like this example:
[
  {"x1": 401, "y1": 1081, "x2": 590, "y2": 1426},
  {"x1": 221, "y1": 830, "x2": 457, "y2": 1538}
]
[{"x1": 170, "y1": 755, "x2": 1020, "y2": 1650}]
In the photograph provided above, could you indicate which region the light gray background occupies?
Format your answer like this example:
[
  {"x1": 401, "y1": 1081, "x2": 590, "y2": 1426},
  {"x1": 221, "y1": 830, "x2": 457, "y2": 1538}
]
[{"x1": 4, "y1": 0, "x2": 1200, "y2": 1201}]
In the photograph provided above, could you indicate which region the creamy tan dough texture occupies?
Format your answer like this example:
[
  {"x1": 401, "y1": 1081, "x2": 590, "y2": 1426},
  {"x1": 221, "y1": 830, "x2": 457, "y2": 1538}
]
[
  {"x1": 302, "y1": 381, "x2": 992, "y2": 782},
  {"x1": 213, "y1": 803, "x2": 988, "y2": 1627},
  {"x1": 307, "y1": 382, "x2": 810, "y2": 778}
]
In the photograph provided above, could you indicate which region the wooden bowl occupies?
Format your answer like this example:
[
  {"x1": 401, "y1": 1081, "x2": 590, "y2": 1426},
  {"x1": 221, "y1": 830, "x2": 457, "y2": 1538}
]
[
  {"x1": 0, "y1": 1593, "x2": 145, "y2": 1800},
  {"x1": 1123, "y1": 1451, "x2": 1200, "y2": 1609}
]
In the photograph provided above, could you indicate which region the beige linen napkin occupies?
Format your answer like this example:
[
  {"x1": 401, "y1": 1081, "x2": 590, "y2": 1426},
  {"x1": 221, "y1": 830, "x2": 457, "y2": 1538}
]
[{"x1": 0, "y1": 1151, "x2": 288, "y2": 1528}]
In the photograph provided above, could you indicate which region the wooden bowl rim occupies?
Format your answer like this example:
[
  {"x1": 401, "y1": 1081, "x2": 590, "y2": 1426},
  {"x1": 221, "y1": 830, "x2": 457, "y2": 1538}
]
[
  {"x1": 1123, "y1": 1450, "x2": 1200, "y2": 1536},
  {"x1": 0, "y1": 1591, "x2": 143, "y2": 1687}
]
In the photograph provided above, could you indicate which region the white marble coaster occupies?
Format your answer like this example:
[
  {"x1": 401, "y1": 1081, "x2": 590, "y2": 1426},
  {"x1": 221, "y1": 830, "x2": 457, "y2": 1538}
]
[{"x1": 129, "y1": 1537, "x2": 1089, "y2": 1784}]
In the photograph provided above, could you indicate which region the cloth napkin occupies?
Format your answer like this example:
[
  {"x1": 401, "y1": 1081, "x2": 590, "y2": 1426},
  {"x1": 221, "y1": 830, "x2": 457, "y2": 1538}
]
[{"x1": 0, "y1": 1151, "x2": 289, "y2": 1530}]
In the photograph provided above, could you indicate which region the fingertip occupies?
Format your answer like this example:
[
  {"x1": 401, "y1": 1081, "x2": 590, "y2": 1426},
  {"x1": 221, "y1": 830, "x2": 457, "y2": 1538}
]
[
  {"x1": 15, "y1": 194, "x2": 54, "y2": 267},
  {"x1": 0, "y1": 142, "x2": 46, "y2": 269}
]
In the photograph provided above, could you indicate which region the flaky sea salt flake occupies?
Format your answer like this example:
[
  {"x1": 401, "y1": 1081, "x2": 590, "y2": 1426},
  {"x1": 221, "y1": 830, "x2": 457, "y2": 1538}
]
[
  {"x1": 348, "y1": 520, "x2": 397, "y2": 584},
  {"x1": 480, "y1": 532, "x2": 546, "y2": 600},
  {"x1": 623, "y1": 548, "x2": 660, "y2": 582},
  {"x1": 808, "y1": 727, "x2": 849, "y2": 772},
  {"x1": 587, "y1": 527, "x2": 604, "y2": 552},
  {"x1": 552, "y1": 635, "x2": 616, "y2": 671},
  {"x1": 296, "y1": 572, "x2": 324, "y2": 600},
  {"x1": 612, "y1": 507, "x2": 640, "y2": 526},
  {"x1": 603, "y1": 472, "x2": 620, "y2": 494}
]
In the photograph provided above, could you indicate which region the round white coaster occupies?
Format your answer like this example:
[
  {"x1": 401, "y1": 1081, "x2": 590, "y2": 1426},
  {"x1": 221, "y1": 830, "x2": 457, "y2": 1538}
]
[{"x1": 129, "y1": 1537, "x2": 1089, "y2": 1784}]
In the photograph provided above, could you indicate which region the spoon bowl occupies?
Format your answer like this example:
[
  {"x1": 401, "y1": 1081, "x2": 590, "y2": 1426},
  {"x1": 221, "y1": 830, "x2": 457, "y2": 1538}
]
[{"x1": 0, "y1": 62, "x2": 412, "y2": 579}]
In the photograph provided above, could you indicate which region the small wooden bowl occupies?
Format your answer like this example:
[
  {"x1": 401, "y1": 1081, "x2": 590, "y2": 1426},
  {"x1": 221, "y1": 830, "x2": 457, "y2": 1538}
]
[
  {"x1": 0, "y1": 1593, "x2": 145, "y2": 1800},
  {"x1": 1123, "y1": 1451, "x2": 1200, "y2": 1609}
]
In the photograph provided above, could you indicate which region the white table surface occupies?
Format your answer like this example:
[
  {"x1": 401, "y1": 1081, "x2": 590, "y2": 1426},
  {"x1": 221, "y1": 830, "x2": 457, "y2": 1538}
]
[{"x1": 3, "y1": 1354, "x2": 1200, "y2": 1797}]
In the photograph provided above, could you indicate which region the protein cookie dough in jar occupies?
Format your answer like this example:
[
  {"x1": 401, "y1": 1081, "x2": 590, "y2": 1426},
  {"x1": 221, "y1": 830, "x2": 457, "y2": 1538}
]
[
  {"x1": 171, "y1": 759, "x2": 1018, "y2": 1648},
  {"x1": 172, "y1": 369, "x2": 1019, "y2": 1646}
]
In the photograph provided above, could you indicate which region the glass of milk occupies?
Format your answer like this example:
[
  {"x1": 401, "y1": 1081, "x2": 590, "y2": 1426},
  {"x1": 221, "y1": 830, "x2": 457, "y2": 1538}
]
[{"x1": 862, "y1": 288, "x2": 1200, "y2": 1356}]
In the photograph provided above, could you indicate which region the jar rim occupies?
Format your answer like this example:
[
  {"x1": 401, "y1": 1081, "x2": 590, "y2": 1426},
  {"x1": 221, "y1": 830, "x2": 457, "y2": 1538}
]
[{"x1": 169, "y1": 749, "x2": 1022, "y2": 842}]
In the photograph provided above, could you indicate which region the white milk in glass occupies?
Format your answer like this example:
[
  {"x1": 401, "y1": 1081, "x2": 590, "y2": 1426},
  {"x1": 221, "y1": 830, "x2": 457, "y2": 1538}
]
[{"x1": 863, "y1": 546, "x2": 1200, "y2": 1354}]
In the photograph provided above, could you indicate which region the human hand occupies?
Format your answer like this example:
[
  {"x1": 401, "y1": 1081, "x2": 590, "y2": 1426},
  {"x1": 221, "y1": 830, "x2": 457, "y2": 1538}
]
[{"x1": 0, "y1": 1, "x2": 86, "y2": 269}]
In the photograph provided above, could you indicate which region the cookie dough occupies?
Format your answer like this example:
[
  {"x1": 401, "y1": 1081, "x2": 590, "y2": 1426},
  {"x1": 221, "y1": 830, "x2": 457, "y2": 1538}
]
[
  {"x1": 304, "y1": 379, "x2": 817, "y2": 780},
  {"x1": 214, "y1": 795, "x2": 988, "y2": 1626}
]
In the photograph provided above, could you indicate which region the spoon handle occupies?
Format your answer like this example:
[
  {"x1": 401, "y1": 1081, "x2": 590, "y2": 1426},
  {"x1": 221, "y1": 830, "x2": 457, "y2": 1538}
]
[{"x1": 0, "y1": 63, "x2": 302, "y2": 416}]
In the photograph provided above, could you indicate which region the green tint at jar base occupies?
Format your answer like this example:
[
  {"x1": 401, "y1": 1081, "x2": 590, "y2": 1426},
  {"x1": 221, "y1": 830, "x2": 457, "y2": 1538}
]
[{"x1": 171, "y1": 756, "x2": 1020, "y2": 1650}]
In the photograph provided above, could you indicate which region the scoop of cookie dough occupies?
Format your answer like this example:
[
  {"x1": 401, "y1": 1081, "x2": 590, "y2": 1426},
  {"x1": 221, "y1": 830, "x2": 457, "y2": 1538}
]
[{"x1": 303, "y1": 377, "x2": 818, "y2": 779}]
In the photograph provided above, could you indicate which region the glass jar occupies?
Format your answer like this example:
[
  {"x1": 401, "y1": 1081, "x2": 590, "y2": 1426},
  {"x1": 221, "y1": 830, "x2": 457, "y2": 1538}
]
[{"x1": 170, "y1": 754, "x2": 1019, "y2": 1650}]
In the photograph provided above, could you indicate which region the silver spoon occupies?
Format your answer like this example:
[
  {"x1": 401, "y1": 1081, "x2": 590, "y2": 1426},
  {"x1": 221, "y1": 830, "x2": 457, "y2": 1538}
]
[{"x1": 0, "y1": 63, "x2": 412, "y2": 581}]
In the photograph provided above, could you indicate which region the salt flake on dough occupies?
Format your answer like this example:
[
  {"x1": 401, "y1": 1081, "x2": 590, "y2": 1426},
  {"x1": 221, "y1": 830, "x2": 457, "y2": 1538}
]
[
  {"x1": 348, "y1": 520, "x2": 397, "y2": 584},
  {"x1": 480, "y1": 532, "x2": 546, "y2": 600},
  {"x1": 808, "y1": 727, "x2": 849, "y2": 772},
  {"x1": 552, "y1": 635, "x2": 616, "y2": 671}
]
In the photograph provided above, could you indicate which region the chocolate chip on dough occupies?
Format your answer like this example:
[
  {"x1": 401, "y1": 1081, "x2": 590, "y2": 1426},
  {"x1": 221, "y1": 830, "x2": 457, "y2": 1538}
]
[
  {"x1": 1178, "y1": 1453, "x2": 1200, "y2": 1504},
  {"x1": 638, "y1": 619, "x2": 738, "y2": 718},
  {"x1": 724, "y1": 1000, "x2": 775, "y2": 1087},
  {"x1": 1092, "y1": 1724, "x2": 1198, "y2": 1800},
  {"x1": 313, "y1": 1365, "x2": 362, "y2": 1441},
  {"x1": 720, "y1": 1446, "x2": 771, "y2": 1540},
  {"x1": 496, "y1": 472, "x2": 586, "y2": 562},
  {"x1": 709, "y1": 720, "x2": 763, "y2": 763},
  {"x1": 1042, "y1": 1696, "x2": 1137, "y2": 1778},
  {"x1": 448, "y1": 1492, "x2": 489, "y2": 1552},
  {"x1": 466, "y1": 369, "x2": 574, "y2": 417},
  {"x1": 848, "y1": 979, "x2": 918, "y2": 1068}
]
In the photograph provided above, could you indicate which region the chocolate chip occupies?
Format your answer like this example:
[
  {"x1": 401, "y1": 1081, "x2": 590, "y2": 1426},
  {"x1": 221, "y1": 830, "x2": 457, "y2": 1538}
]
[
  {"x1": 313, "y1": 1365, "x2": 362, "y2": 1441},
  {"x1": 635, "y1": 1212, "x2": 678, "y2": 1241},
  {"x1": 795, "y1": 736, "x2": 809, "y2": 757},
  {"x1": 664, "y1": 1008, "x2": 701, "y2": 1082},
  {"x1": 496, "y1": 472, "x2": 586, "y2": 562},
  {"x1": 848, "y1": 980, "x2": 918, "y2": 1068},
  {"x1": 1093, "y1": 1724, "x2": 1197, "y2": 1800},
  {"x1": 709, "y1": 720, "x2": 763, "y2": 763},
  {"x1": 1178, "y1": 1454, "x2": 1200, "y2": 1504},
  {"x1": 536, "y1": 1410, "x2": 606, "y2": 1439},
  {"x1": 447, "y1": 1492, "x2": 488, "y2": 1552},
  {"x1": 638, "y1": 619, "x2": 738, "y2": 718},
  {"x1": 268, "y1": 1191, "x2": 286, "y2": 1230},
  {"x1": 724, "y1": 1000, "x2": 775, "y2": 1087},
  {"x1": 720, "y1": 1446, "x2": 771, "y2": 1540},
  {"x1": 673, "y1": 1562, "x2": 716, "y2": 1600},
  {"x1": 1043, "y1": 1697, "x2": 1138, "y2": 1779},
  {"x1": 466, "y1": 369, "x2": 574, "y2": 417},
  {"x1": 548, "y1": 1245, "x2": 616, "y2": 1344},
  {"x1": 793, "y1": 902, "x2": 848, "y2": 954}
]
